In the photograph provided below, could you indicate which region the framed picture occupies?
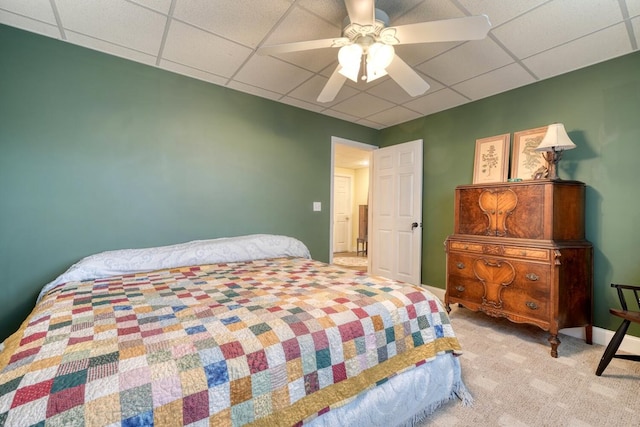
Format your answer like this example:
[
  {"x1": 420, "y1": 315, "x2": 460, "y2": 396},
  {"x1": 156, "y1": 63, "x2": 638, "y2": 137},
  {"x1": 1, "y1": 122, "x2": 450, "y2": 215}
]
[
  {"x1": 511, "y1": 126, "x2": 549, "y2": 180},
  {"x1": 472, "y1": 133, "x2": 510, "y2": 184}
]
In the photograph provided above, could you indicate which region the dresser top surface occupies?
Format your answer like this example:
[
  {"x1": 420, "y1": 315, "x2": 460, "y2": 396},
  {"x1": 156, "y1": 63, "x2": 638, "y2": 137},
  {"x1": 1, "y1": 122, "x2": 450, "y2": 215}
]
[{"x1": 456, "y1": 180, "x2": 585, "y2": 190}]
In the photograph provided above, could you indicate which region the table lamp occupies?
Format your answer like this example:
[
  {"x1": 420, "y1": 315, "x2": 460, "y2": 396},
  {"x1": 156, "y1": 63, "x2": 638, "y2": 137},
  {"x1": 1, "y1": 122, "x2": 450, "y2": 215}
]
[{"x1": 535, "y1": 123, "x2": 576, "y2": 180}]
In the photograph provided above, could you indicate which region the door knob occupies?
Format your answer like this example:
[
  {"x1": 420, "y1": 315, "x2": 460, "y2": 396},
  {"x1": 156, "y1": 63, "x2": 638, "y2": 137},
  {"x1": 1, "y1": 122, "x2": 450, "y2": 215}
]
[{"x1": 411, "y1": 222, "x2": 419, "y2": 230}]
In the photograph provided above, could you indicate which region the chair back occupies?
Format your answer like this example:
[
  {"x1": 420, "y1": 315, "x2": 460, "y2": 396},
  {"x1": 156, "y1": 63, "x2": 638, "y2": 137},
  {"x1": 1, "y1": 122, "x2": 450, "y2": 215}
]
[{"x1": 612, "y1": 283, "x2": 640, "y2": 311}]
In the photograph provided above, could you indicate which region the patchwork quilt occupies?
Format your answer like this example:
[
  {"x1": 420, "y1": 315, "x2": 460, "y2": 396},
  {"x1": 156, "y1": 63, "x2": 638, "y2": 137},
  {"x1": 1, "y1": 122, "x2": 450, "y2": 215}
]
[{"x1": 0, "y1": 257, "x2": 462, "y2": 426}]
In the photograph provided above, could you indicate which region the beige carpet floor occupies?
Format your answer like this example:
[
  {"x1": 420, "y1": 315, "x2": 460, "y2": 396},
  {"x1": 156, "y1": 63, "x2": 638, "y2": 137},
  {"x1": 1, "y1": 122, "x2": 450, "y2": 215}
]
[
  {"x1": 419, "y1": 306, "x2": 640, "y2": 426},
  {"x1": 332, "y1": 252, "x2": 367, "y2": 271},
  {"x1": 333, "y1": 256, "x2": 368, "y2": 268}
]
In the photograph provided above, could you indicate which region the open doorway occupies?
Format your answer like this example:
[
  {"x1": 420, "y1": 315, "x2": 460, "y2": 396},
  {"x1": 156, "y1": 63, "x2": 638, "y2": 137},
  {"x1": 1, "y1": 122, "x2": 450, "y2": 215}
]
[{"x1": 330, "y1": 137, "x2": 376, "y2": 271}]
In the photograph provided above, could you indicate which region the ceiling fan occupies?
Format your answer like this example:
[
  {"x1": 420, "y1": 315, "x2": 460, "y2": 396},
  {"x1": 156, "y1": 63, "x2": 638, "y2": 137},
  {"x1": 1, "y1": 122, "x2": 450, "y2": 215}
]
[{"x1": 258, "y1": 0, "x2": 491, "y2": 103}]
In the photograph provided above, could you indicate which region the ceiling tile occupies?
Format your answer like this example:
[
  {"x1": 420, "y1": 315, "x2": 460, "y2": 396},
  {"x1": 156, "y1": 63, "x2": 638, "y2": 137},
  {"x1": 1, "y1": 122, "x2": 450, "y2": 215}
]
[
  {"x1": 321, "y1": 108, "x2": 360, "y2": 123},
  {"x1": 129, "y1": 0, "x2": 173, "y2": 15},
  {"x1": 453, "y1": 63, "x2": 535, "y2": 100},
  {"x1": 632, "y1": 16, "x2": 640, "y2": 47},
  {"x1": 366, "y1": 105, "x2": 422, "y2": 128},
  {"x1": 55, "y1": 0, "x2": 167, "y2": 54},
  {"x1": 259, "y1": 49, "x2": 338, "y2": 73},
  {"x1": 296, "y1": 0, "x2": 346, "y2": 25},
  {"x1": 279, "y1": 96, "x2": 325, "y2": 112},
  {"x1": 355, "y1": 118, "x2": 385, "y2": 129},
  {"x1": 330, "y1": 92, "x2": 396, "y2": 117},
  {"x1": 456, "y1": 0, "x2": 548, "y2": 27},
  {"x1": 394, "y1": 42, "x2": 462, "y2": 67},
  {"x1": 366, "y1": 75, "x2": 443, "y2": 104},
  {"x1": 417, "y1": 38, "x2": 513, "y2": 85},
  {"x1": 233, "y1": 55, "x2": 314, "y2": 94},
  {"x1": 627, "y1": 1, "x2": 640, "y2": 17},
  {"x1": 0, "y1": 11, "x2": 60, "y2": 38},
  {"x1": 173, "y1": 0, "x2": 292, "y2": 49},
  {"x1": 492, "y1": 0, "x2": 624, "y2": 59},
  {"x1": 162, "y1": 21, "x2": 253, "y2": 78},
  {"x1": 262, "y1": 3, "x2": 341, "y2": 46},
  {"x1": 66, "y1": 31, "x2": 157, "y2": 65},
  {"x1": 226, "y1": 81, "x2": 282, "y2": 101},
  {"x1": 404, "y1": 88, "x2": 468, "y2": 116},
  {"x1": 0, "y1": 0, "x2": 56, "y2": 24},
  {"x1": 286, "y1": 74, "x2": 359, "y2": 106},
  {"x1": 390, "y1": 0, "x2": 465, "y2": 25},
  {"x1": 160, "y1": 60, "x2": 229, "y2": 86},
  {"x1": 523, "y1": 23, "x2": 633, "y2": 80}
]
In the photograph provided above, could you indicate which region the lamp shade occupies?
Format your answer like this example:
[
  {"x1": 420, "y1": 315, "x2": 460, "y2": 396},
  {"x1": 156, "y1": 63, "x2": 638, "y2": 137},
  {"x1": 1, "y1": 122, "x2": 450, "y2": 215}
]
[{"x1": 535, "y1": 123, "x2": 576, "y2": 152}]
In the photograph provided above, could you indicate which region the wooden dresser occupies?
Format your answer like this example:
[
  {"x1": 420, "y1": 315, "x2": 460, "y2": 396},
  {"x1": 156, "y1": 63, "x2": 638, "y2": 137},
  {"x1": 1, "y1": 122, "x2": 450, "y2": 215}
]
[{"x1": 444, "y1": 180, "x2": 593, "y2": 357}]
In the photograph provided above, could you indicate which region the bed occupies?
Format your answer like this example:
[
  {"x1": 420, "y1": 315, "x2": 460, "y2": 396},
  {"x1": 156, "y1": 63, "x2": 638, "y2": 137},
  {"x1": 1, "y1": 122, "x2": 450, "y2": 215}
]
[{"x1": 0, "y1": 234, "x2": 470, "y2": 426}]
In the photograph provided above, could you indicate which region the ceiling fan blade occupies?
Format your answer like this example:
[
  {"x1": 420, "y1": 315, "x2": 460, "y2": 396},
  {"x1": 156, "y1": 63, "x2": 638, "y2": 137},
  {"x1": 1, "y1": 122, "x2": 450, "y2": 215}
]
[
  {"x1": 383, "y1": 15, "x2": 491, "y2": 45},
  {"x1": 385, "y1": 55, "x2": 430, "y2": 97},
  {"x1": 317, "y1": 66, "x2": 348, "y2": 103},
  {"x1": 345, "y1": 0, "x2": 375, "y2": 25},
  {"x1": 258, "y1": 37, "x2": 349, "y2": 55}
]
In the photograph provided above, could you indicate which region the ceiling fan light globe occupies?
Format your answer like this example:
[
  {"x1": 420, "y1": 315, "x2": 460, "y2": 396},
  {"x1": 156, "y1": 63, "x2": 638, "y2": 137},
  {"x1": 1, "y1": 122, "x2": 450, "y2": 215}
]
[
  {"x1": 338, "y1": 44, "x2": 363, "y2": 69},
  {"x1": 367, "y1": 43, "x2": 394, "y2": 69},
  {"x1": 338, "y1": 65, "x2": 360, "y2": 83}
]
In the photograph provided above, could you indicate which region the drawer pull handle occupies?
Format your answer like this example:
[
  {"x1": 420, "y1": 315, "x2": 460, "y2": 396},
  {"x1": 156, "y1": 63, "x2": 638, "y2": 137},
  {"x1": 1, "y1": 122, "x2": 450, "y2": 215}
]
[
  {"x1": 525, "y1": 301, "x2": 538, "y2": 310},
  {"x1": 525, "y1": 273, "x2": 539, "y2": 281},
  {"x1": 456, "y1": 262, "x2": 465, "y2": 269},
  {"x1": 456, "y1": 285, "x2": 465, "y2": 292}
]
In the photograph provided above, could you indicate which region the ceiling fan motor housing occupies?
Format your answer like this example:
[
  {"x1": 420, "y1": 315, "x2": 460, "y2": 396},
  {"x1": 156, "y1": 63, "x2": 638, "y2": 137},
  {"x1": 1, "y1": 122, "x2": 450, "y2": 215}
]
[{"x1": 342, "y1": 8, "x2": 390, "y2": 40}]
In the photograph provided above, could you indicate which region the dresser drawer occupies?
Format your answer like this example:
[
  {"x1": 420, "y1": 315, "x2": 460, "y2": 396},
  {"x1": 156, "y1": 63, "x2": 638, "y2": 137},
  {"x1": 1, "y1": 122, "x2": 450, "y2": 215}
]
[
  {"x1": 449, "y1": 240, "x2": 549, "y2": 262},
  {"x1": 447, "y1": 253, "x2": 477, "y2": 278},
  {"x1": 502, "y1": 247, "x2": 548, "y2": 261},
  {"x1": 502, "y1": 261, "x2": 551, "y2": 321},
  {"x1": 449, "y1": 241, "x2": 484, "y2": 253},
  {"x1": 446, "y1": 275, "x2": 484, "y2": 305}
]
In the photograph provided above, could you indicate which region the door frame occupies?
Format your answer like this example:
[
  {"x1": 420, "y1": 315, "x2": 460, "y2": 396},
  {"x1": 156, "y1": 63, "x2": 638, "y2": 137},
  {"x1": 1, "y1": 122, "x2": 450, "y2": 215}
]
[{"x1": 330, "y1": 136, "x2": 377, "y2": 264}]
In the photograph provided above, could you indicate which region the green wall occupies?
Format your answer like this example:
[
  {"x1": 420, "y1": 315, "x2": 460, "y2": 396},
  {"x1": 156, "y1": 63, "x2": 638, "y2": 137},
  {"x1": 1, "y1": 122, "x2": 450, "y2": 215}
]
[
  {"x1": 2, "y1": 23, "x2": 639, "y2": 343},
  {"x1": 379, "y1": 51, "x2": 640, "y2": 334},
  {"x1": 0, "y1": 25, "x2": 377, "y2": 341}
]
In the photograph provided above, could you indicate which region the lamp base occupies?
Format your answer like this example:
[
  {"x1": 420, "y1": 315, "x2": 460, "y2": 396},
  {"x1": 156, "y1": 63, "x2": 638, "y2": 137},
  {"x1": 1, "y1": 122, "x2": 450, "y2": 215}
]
[{"x1": 542, "y1": 150, "x2": 563, "y2": 180}]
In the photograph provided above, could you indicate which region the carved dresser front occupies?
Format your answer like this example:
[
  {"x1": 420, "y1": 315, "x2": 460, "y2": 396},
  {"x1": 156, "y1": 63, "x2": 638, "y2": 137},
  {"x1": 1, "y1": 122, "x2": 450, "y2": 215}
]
[{"x1": 444, "y1": 180, "x2": 593, "y2": 357}]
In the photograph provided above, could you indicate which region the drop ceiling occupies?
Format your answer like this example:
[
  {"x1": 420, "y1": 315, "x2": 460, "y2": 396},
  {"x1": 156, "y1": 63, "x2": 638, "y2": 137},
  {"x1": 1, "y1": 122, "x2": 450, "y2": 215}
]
[{"x1": 1, "y1": 0, "x2": 638, "y2": 129}]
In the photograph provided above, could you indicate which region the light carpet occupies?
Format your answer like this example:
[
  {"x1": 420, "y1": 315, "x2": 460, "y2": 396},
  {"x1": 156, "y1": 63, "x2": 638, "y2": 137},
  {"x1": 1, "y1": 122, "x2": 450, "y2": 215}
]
[
  {"x1": 419, "y1": 306, "x2": 640, "y2": 426},
  {"x1": 333, "y1": 256, "x2": 368, "y2": 268}
]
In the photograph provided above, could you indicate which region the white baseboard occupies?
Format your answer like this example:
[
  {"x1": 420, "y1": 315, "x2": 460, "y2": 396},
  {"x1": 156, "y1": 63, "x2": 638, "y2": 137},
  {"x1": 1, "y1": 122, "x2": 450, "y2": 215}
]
[{"x1": 421, "y1": 284, "x2": 640, "y2": 356}]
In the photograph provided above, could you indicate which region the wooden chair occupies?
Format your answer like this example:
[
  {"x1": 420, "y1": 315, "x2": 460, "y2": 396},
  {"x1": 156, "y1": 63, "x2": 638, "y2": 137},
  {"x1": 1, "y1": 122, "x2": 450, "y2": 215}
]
[{"x1": 595, "y1": 283, "x2": 640, "y2": 376}]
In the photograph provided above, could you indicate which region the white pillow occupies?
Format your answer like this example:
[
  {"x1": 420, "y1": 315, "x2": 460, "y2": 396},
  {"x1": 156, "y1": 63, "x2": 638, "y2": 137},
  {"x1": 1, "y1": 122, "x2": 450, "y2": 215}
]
[{"x1": 38, "y1": 234, "x2": 311, "y2": 300}]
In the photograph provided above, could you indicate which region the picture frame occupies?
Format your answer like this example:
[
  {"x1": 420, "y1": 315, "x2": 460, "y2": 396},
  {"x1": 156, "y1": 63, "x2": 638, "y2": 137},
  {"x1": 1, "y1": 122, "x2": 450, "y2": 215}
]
[
  {"x1": 511, "y1": 126, "x2": 549, "y2": 180},
  {"x1": 472, "y1": 133, "x2": 510, "y2": 184}
]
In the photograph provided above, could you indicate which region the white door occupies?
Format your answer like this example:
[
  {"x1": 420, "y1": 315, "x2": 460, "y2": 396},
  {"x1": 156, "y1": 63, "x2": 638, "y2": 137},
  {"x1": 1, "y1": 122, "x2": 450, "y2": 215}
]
[
  {"x1": 333, "y1": 175, "x2": 351, "y2": 253},
  {"x1": 370, "y1": 140, "x2": 423, "y2": 284}
]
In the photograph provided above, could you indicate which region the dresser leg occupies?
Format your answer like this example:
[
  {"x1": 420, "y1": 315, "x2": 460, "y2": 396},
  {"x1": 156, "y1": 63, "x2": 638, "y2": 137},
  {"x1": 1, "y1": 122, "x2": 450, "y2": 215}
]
[
  {"x1": 585, "y1": 324, "x2": 593, "y2": 345},
  {"x1": 548, "y1": 334, "x2": 560, "y2": 358}
]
